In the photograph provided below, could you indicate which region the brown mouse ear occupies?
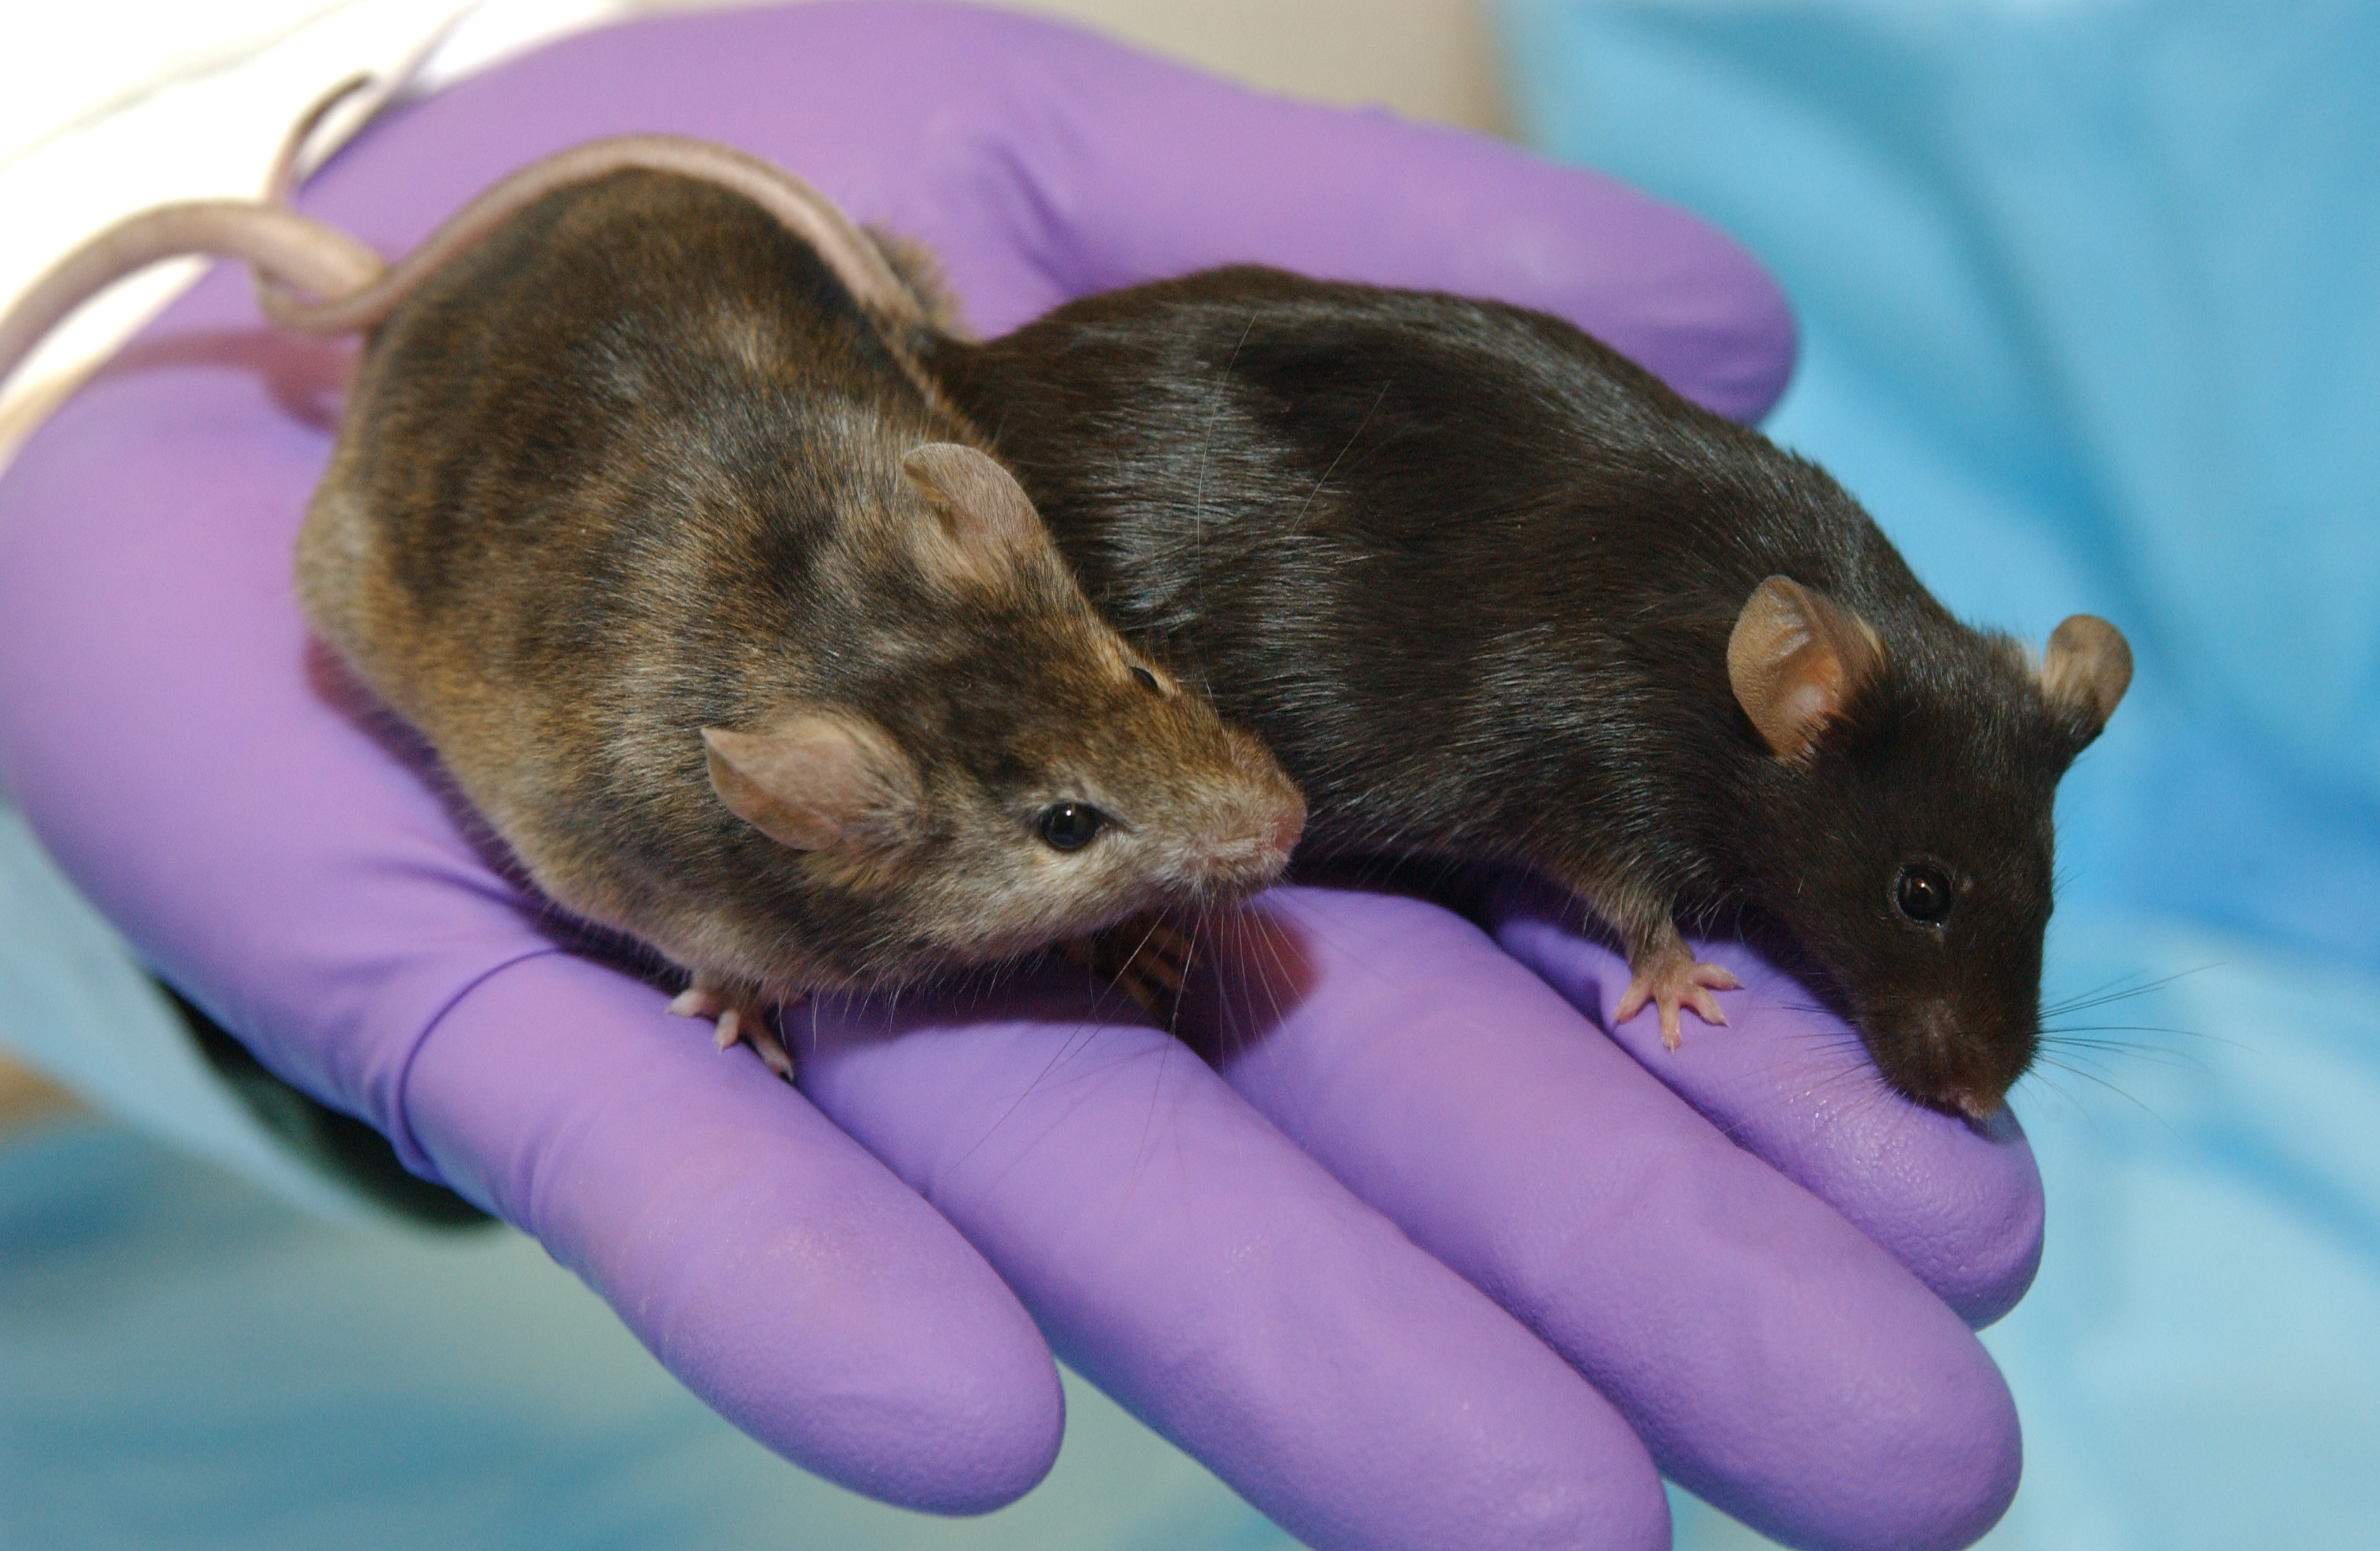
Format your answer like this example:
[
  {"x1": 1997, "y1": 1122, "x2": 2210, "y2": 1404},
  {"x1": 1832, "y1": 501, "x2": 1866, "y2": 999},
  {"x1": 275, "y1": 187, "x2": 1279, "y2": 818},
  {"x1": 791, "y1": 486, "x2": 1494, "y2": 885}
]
[
  {"x1": 2039, "y1": 614, "x2": 2132, "y2": 741},
  {"x1": 901, "y1": 443, "x2": 1042, "y2": 556},
  {"x1": 1726, "y1": 577, "x2": 1885, "y2": 760},
  {"x1": 702, "y1": 713, "x2": 920, "y2": 852}
]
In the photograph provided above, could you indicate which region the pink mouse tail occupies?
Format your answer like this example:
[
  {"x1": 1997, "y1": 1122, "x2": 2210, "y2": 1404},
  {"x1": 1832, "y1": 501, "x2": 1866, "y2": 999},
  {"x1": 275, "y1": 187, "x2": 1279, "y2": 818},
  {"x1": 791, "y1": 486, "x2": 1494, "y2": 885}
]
[
  {"x1": 256, "y1": 134, "x2": 928, "y2": 339},
  {"x1": 0, "y1": 201, "x2": 386, "y2": 396},
  {"x1": 264, "y1": 70, "x2": 377, "y2": 209},
  {"x1": 5, "y1": 73, "x2": 930, "y2": 401}
]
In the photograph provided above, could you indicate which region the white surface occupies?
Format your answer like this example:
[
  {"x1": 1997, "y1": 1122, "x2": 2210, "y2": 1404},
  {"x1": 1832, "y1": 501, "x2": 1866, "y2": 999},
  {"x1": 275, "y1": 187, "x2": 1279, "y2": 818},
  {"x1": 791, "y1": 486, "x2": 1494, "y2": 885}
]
[
  {"x1": 0, "y1": 0, "x2": 624, "y2": 463},
  {"x1": 0, "y1": 0, "x2": 627, "y2": 1200}
]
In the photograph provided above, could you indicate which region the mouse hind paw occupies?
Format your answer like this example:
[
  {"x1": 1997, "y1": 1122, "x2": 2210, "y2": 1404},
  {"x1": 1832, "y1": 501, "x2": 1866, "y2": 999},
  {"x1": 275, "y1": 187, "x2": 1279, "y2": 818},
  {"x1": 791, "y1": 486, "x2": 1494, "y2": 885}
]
[{"x1": 669, "y1": 973, "x2": 797, "y2": 1079}]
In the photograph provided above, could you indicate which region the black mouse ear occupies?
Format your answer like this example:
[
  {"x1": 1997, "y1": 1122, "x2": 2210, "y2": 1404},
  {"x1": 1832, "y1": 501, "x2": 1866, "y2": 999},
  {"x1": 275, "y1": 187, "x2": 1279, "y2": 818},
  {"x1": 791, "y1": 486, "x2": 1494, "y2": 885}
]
[
  {"x1": 1726, "y1": 576, "x2": 1884, "y2": 760},
  {"x1": 901, "y1": 442, "x2": 1043, "y2": 559},
  {"x1": 2039, "y1": 614, "x2": 2132, "y2": 745},
  {"x1": 702, "y1": 711, "x2": 920, "y2": 852}
]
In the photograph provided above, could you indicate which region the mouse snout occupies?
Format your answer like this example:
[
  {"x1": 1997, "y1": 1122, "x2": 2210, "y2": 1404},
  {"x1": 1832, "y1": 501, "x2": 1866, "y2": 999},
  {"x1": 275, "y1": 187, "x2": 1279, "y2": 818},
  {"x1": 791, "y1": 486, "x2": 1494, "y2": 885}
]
[
  {"x1": 1939, "y1": 1088, "x2": 2000, "y2": 1123},
  {"x1": 1188, "y1": 783, "x2": 1306, "y2": 886},
  {"x1": 1875, "y1": 998, "x2": 2028, "y2": 1122},
  {"x1": 1233, "y1": 727, "x2": 1309, "y2": 856},
  {"x1": 1177, "y1": 729, "x2": 1306, "y2": 893},
  {"x1": 1240, "y1": 785, "x2": 1308, "y2": 870}
]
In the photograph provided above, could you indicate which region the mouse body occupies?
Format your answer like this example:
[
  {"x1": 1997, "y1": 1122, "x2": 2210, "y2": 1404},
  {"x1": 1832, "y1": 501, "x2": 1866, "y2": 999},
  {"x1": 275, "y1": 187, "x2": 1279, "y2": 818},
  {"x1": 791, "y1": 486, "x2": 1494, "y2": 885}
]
[
  {"x1": 302, "y1": 174, "x2": 1306, "y2": 1045},
  {"x1": 0, "y1": 140, "x2": 1305, "y2": 1067},
  {"x1": 928, "y1": 267, "x2": 2129, "y2": 1117}
]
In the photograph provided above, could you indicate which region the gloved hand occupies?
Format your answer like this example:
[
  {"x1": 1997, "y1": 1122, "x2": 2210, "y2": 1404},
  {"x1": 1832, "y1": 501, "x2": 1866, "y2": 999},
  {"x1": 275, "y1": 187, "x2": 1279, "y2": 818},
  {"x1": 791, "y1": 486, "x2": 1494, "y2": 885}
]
[{"x1": 0, "y1": 4, "x2": 2041, "y2": 1548}]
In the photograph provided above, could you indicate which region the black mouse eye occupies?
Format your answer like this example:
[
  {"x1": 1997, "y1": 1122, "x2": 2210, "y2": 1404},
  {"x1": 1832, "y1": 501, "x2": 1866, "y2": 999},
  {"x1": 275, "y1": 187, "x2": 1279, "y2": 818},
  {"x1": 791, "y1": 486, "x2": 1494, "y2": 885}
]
[
  {"x1": 1894, "y1": 863, "x2": 1956, "y2": 925},
  {"x1": 1037, "y1": 802, "x2": 1105, "y2": 852},
  {"x1": 1130, "y1": 666, "x2": 1160, "y2": 692}
]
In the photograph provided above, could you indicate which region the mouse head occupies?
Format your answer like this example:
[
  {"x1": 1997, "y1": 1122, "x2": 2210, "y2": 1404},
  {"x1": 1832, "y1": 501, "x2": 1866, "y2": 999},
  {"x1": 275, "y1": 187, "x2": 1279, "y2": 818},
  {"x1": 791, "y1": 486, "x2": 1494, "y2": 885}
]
[
  {"x1": 703, "y1": 442, "x2": 1304, "y2": 979},
  {"x1": 1727, "y1": 577, "x2": 2132, "y2": 1119}
]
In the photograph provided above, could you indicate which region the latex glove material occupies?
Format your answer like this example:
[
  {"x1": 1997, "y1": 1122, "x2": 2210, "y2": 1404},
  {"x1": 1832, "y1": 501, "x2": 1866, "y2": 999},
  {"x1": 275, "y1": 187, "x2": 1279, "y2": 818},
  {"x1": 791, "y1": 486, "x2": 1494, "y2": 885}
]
[
  {"x1": 0, "y1": 3, "x2": 2031, "y2": 1545},
  {"x1": 1486, "y1": 877, "x2": 2043, "y2": 1328}
]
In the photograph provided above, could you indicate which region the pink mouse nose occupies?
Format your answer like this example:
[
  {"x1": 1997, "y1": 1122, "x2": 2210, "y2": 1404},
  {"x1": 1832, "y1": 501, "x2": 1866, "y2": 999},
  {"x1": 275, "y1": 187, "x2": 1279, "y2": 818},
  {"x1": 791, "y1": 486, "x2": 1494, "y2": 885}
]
[
  {"x1": 1265, "y1": 791, "x2": 1306, "y2": 862},
  {"x1": 1187, "y1": 783, "x2": 1306, "y2": 892},
  {"x1": 1186, "y1": 726, "x2": 1306, "y2": 886},
  {"x1": 1938, "y1": 1086, "x2": 2002, "y2": 1122}
]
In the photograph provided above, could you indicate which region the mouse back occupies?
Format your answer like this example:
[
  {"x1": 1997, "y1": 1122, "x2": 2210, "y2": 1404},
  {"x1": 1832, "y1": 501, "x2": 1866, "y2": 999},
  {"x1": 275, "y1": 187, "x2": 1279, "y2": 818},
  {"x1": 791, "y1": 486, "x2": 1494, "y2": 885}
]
[{"x1": 932, "y1": 265, "x2": 2130, "y2": 1113}]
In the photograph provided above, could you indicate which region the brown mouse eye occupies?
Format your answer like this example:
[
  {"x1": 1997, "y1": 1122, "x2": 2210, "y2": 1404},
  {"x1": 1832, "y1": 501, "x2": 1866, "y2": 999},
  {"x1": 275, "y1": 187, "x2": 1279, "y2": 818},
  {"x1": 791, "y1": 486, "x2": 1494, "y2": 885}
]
[
  {"x1": 1130, "y1": 666, "x2": 1160, "y2": 692},
  {"x1": 1894, "y1": 863, "x2": 1955, "y2": 925},
  {"x1": 1037, "y1": 802, "x2": 1105, "y2": 851}
]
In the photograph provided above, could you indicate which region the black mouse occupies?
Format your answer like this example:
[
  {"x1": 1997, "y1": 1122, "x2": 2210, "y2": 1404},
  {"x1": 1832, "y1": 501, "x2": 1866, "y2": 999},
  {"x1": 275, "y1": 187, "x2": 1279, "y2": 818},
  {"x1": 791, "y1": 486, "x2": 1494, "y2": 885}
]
[{"x1": 927, "y1": 265, "x2": 2131, "y2": 1118}]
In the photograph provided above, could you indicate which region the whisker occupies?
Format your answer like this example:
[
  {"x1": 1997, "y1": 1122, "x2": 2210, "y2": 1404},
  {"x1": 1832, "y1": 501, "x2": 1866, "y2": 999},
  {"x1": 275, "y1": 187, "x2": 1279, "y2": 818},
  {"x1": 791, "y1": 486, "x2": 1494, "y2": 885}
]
[
  {"x1": 2038, "y1": 962, "x2": 2218, "y2": 1019},
  {"x1": 2036, "y1": 1038, "x2": 2209, "y2": 1075},
  {"x1": 2024, "y1": 1054, "x2": 2175, "y2": 1132},
  {"x1": 1289, "y1": 378, "x2": 1392, "y2": 530}
]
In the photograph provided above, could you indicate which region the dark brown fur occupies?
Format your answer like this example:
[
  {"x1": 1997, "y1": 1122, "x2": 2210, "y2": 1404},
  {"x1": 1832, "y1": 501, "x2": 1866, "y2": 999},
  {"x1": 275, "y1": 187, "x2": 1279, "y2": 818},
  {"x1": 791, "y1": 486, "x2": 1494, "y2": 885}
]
[{"x1": 929, "y1": 267, "x2": 2124, "y2": 1113}]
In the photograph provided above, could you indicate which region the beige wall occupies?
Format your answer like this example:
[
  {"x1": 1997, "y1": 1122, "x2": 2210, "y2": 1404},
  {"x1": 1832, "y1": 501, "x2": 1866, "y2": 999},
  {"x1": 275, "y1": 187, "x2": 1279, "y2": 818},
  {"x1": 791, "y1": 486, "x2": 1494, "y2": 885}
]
[
  {"x1": 942, "y1": 1, "x2": 1505, "y2": 134},
  {"x1": 0, "y1": 1058, "x2": 73, "y2": 1127},
  {"x1": 634, "y1": 0, "x2": 1510, "y2": 133}
]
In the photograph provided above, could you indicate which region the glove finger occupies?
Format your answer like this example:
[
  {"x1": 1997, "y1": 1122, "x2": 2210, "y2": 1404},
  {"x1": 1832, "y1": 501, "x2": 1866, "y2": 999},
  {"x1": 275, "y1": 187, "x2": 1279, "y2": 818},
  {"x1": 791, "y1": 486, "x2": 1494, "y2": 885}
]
[
  {"x1": 0, "y1": 296, "x2": 1067, "y2": 1514},
  {"x1": 404, "y1": 952, "x2": 1067, "y2": 1514},
  {"x1": 865, "y1": 5, "x2": 1791, "y2": 419},
  {"x1": 1192, "y1": 886, "x2": 2022, "y2": 1551},
  {"x1": 1484, "y1": 874, "x2": 2044, "y2": 1326},
  {"x1": 796, "y1": 962, "x2": 1671, "y2": 1551}
]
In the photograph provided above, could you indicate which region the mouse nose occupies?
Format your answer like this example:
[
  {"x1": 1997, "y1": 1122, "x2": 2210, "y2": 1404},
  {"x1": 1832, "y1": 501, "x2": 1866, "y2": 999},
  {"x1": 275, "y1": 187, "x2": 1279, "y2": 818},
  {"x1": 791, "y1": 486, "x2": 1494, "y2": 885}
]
[
  {"x1": 1271, "y1": 803, "x2": 1305, "y2": 859},
  {"x1": 1184, "y1": 760, "x2": 1306, "y2": 893},
  {"x1": 1937, "y1": 1086, "x2": 2002, "y2": 1122},
  {"x1": 1261, "y1": 786, "x2": 1307, "y2": 861},
  {"x1": 1898, "y1": 999, "x2": 2021, "y2": 1120},
  {"x1": 1202, "y1": 789, "x2": 1305, "y2": 879}
]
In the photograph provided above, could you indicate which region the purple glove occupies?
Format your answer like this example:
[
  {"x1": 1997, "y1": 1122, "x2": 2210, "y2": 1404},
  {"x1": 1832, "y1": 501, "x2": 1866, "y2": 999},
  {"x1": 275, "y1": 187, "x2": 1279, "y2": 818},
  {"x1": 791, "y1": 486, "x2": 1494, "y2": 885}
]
[{"x1": 0, "y1": 4, "x2": 2038, "y2": 1547}]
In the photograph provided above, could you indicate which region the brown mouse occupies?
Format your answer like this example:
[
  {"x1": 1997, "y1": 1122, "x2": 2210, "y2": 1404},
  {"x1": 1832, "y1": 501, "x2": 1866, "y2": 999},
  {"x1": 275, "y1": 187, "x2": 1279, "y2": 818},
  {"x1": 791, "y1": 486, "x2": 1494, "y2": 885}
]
[
  {"x1": 0, "y1": 133, "x2": 1305, "y2": 1071},
  {"x1": 927, "y1": 266, "x2": 2129, "y2": 1118}
]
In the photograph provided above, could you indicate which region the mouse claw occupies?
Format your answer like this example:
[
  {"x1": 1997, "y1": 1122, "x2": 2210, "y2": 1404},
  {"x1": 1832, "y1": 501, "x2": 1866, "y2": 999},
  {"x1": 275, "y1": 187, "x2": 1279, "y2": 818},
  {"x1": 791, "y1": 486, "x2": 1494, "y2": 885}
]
[
  {"x1": 745, "y1": 1015, "x2": 797, "y2": 1080},
  {"x1": 672, "y1": 973, "x2": 795, "y2": 1081},
  {"x1": 718, "y1": 1003, "x2": 798, "y2": 1081}
]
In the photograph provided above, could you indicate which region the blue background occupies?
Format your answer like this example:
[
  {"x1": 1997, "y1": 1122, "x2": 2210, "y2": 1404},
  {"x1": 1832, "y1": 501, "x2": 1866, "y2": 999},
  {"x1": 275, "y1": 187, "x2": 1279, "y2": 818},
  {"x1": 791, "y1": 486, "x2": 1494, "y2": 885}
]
[
  {"x1": 5, "y1": 2, "x2": 2377, "y2": 1545},
  {"x1": 1499, "y1": 2, "x2": 2380, "y2": 1545}
]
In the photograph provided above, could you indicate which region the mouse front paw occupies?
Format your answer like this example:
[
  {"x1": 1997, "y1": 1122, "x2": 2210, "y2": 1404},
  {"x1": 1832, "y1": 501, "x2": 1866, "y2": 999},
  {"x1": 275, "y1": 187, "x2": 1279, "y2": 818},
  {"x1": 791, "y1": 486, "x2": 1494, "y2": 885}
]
[
  {"x1": 1061, "y1": 911, "x2": 1197, "y2": 1023},
  {"x1": 668, "y1": 973, "x2": 797, "y2": 1079},
  {"x1": 1613, "y1": 942, "x2": 1741, "y2": 1051}
]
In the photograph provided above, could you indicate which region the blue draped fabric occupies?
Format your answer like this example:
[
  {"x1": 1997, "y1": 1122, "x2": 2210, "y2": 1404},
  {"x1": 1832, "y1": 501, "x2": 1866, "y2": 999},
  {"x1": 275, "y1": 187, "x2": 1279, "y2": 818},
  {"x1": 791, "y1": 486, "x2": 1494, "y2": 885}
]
[
  {"x1": 7, "y1": 6, "x2": 2376, "y2": 1544},
  {"x1": 0, "y1": 1115, "x2": 1294, "y2": 1549},
  {"x1": 1498, "y1": 2, "x2": 2380, "y2": 1545}
]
